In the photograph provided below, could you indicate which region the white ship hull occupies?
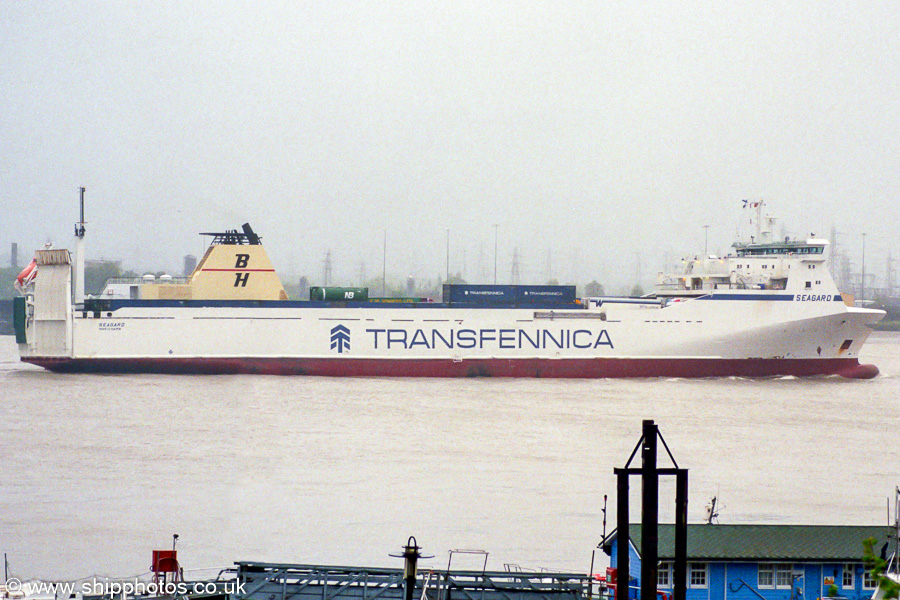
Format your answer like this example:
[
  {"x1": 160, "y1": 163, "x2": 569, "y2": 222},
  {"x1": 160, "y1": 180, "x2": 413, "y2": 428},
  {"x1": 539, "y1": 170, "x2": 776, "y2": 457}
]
[{"x1": 18, "y1": 292, "x2": 884, "y2": 378}]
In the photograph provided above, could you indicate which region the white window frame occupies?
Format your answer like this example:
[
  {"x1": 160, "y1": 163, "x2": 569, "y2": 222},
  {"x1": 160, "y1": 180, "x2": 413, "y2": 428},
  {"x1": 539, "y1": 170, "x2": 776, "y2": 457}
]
[
  {"x1": 657, "y1": 562, "x2": 672, "y2": 589},
  {"x1": 689, "y1": 563, "x2": 708, "y2": 589},
  {"x1": 759, "y1": 563, "x2": 793, "y2": 589},
  {"x1": 863, "y1": 569, "x2": 877, "y2": 590},
  {"x1": 758, "y1": 564, "x2": 775, "y2": 589},
  {"x1": 775, "y1": 565, "x2": 794, "y2": 589},
  {"x1": 842, "y1": 564, "x2": 855, "y2": 589}
]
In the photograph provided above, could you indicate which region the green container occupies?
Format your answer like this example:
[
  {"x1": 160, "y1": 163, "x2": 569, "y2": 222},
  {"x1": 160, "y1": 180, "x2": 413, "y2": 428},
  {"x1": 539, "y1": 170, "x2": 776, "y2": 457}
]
[
  {"x1": 309, "y1": 287, "x2": 369, "y2": 302},
  {"x1": 13, "y1": 296, "x2": 27, "y2": 343}
]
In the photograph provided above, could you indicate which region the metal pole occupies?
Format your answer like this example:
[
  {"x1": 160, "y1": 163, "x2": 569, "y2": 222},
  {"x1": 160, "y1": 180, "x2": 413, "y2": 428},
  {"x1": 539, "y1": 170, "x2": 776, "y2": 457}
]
[
  {"x1": 382, "y1": 231, "x2": 387, "y2": 297},
  {"x1": 446, "y1": 229, "x2": 450, "y2": 283},
  {"x1": 397, "y1": 537, "x2": 424, "y2": 600},
  {"x1": 674, "y1": 470, "x2": 688, "y2": 600},
  {"x1": 79, "y1": 186, "x2": 85, "y2": 235},
  {"x1": 861, "y1": 232, "x2": 866, "y2": 302},
  {"x1": 894, "y1": 486, "x2": 900, "y2": 573},
  {"x1": 616, "y1": 469, "x2": 630, "y2": 600},
  {"x1": 493, "y1": 224, "x2": 498, "y2": 284},
  {"x1": 405, "y1": 556, "x2": 417, "y2": 600},
  {"x1": 588, "y1": 550, "x2": 596, "y2": 600},
  {"x1": 74, "y1": 187, "x2": 86, "y2": 304},
  {"x1": 602, "y1": 494, "x2": 608, "y2": 541},
  {"x1": 641, "y1": 420, "x2": 658, "y2": 600}
]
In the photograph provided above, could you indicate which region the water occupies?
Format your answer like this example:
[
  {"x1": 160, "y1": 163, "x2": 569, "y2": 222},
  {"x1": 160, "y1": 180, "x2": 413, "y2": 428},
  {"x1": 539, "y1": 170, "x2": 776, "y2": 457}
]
[{"x1": 1, "y1": 333, "x2": 898, "y2": 580}]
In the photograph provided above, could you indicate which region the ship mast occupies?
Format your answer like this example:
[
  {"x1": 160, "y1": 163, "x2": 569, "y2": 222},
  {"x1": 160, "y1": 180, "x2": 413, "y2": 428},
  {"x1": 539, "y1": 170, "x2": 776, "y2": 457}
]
[
  {"x1": 743, "y1": 199, "x2": 767, "y2": 243},
  {"x1": 74, "y1": 187, "x2": 86, "y2": 305},
  {"x1": 755, "y1": 201, "x2": 763, "y2": 241}
]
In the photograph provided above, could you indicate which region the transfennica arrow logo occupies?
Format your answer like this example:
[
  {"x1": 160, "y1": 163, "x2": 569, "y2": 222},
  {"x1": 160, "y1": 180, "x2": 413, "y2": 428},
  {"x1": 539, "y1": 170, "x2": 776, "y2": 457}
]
[{"x1": 330, "y1": 324, "x2": 350, "y2": 353}]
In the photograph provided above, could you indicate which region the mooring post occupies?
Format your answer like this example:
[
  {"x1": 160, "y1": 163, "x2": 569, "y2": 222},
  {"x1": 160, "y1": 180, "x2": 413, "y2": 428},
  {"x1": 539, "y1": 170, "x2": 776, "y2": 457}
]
[{"x1": 641, "y1": 420, "x2": 659, "y2": 600}]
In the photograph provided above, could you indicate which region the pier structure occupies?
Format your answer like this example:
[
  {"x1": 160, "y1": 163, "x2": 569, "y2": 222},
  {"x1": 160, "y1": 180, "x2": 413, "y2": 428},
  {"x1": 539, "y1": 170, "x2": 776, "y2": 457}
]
[{"x1": 234, "y1": 562, "x2": 595, "y2": 600}]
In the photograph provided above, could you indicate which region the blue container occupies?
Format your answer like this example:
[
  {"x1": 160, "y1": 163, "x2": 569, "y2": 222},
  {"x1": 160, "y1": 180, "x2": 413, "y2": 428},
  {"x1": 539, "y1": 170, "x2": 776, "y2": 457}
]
[
  {"x1": 516, "y1": 285, "x2": 576, "y2": 305},
  {"x1": 443, "y1": 284, "x2": 577, "y2": 306},
  {"x1": 443, "y1": 284, "x2": 517, "y2": 304}
]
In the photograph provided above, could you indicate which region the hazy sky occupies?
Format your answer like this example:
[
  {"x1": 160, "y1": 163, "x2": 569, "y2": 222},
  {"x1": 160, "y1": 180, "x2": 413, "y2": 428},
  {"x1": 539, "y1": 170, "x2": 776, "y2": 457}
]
[{"x1": 2, "y1": 1, "x2": 897, "y2": 292}]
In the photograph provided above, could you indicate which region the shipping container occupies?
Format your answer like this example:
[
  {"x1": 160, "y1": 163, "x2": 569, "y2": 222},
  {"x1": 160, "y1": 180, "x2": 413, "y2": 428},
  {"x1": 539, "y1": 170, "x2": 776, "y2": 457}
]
[
  {"x1": 443, "y1": 284, "x2": 577, "y2": 306},
  {"x1": 443, "y1": 284, "x2": 517, "y2": 304},
  {"x1": 515, "y1": 285, "x2": 577, "y2": 304},
  {"x1": 309, "y1": 287, "x2": 369, "y2": 301}
]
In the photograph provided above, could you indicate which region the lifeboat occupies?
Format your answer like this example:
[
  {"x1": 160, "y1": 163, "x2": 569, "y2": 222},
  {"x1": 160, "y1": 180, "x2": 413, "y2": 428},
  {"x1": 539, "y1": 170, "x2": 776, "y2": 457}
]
[{"x1": 14, "y1": 258, "x2": 37, "y2": 292}]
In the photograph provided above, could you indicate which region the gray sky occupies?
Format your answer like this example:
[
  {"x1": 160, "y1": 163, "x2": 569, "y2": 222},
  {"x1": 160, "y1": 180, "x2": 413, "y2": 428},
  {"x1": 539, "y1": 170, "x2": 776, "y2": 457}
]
[{"x1": 2, "y1": 1, "x2": 898, "y2": 292}]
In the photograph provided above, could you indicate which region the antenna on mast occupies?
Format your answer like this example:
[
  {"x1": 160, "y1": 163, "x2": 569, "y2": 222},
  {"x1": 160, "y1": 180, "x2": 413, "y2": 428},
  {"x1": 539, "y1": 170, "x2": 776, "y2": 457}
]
[
  {"x1": 601, "y1": 494, "x2": 608, "y2": 540},
  {"x1": 76, "y1": 186, "x2": 86, "y2": 238},
  {"x1": 74, "y1": 187, "x2": 87, "y2": 304},
  {"x1": 755, "y1": 201, "x2": 763, "y2": 241},
  {"x1": 704, "y1": 496, "x2": 720, "y2": 525}
]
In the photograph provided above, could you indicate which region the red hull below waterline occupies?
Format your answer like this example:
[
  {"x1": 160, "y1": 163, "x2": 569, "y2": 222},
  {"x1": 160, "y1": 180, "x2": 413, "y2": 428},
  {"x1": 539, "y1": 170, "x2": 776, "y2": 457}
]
[{"x1": 22, "y1": 356, "x2": 880, "y2": 379}]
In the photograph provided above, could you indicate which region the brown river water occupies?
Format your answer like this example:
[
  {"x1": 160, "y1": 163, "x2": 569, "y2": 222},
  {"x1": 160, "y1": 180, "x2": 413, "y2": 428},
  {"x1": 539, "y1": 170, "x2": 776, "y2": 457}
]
[{"x1": 1, "y1": 333, "x2": 898, "y2": 580}]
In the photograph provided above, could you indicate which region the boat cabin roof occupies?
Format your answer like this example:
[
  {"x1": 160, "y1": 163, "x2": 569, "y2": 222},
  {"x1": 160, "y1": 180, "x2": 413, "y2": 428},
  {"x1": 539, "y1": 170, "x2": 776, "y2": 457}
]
[{"x1": 733, "y1": 239, "x2": 827, "y2": 257}]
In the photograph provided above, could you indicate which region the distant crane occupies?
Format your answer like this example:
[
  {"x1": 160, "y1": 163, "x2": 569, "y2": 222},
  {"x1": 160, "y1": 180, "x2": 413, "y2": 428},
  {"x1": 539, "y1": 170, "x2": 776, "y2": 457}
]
[
  {"x1": 323, "y1": 250, "x2": 333, "y2": 287},
  {"x1": 511, "y1": 248, "x2": 520, "y2": 285},
  {"x1": 886, "y1": 252, "x2": 896, "y2": 297}
]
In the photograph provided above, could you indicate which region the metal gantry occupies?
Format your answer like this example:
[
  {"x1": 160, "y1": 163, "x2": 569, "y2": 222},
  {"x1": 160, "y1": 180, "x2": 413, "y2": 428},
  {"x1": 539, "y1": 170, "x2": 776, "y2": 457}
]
[
  {"x1": 614, "y1": 420, "x2": 688, "y2": 600},
  {"x1": 234, "y1": 563, "x2": 593, "y2": 600}
]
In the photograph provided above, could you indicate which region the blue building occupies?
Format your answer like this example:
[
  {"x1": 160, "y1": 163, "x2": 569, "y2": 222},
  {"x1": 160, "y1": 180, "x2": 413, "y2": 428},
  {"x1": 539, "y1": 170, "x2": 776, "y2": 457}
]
[{"x1": 602, "y1": 525, "x2": 895, "y2": 600}]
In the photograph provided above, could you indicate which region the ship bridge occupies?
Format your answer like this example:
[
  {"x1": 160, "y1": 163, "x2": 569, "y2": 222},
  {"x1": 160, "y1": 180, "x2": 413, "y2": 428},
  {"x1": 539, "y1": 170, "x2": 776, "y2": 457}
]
[{"x1": 733, "y1": 238, "x2": 827, "y2": 257}]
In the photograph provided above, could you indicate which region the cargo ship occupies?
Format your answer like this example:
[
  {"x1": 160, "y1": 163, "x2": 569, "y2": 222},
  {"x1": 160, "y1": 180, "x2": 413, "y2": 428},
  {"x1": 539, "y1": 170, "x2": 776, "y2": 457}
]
[{"x1": 12, "y1": 199, "x2": 885, "y2": 378}]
